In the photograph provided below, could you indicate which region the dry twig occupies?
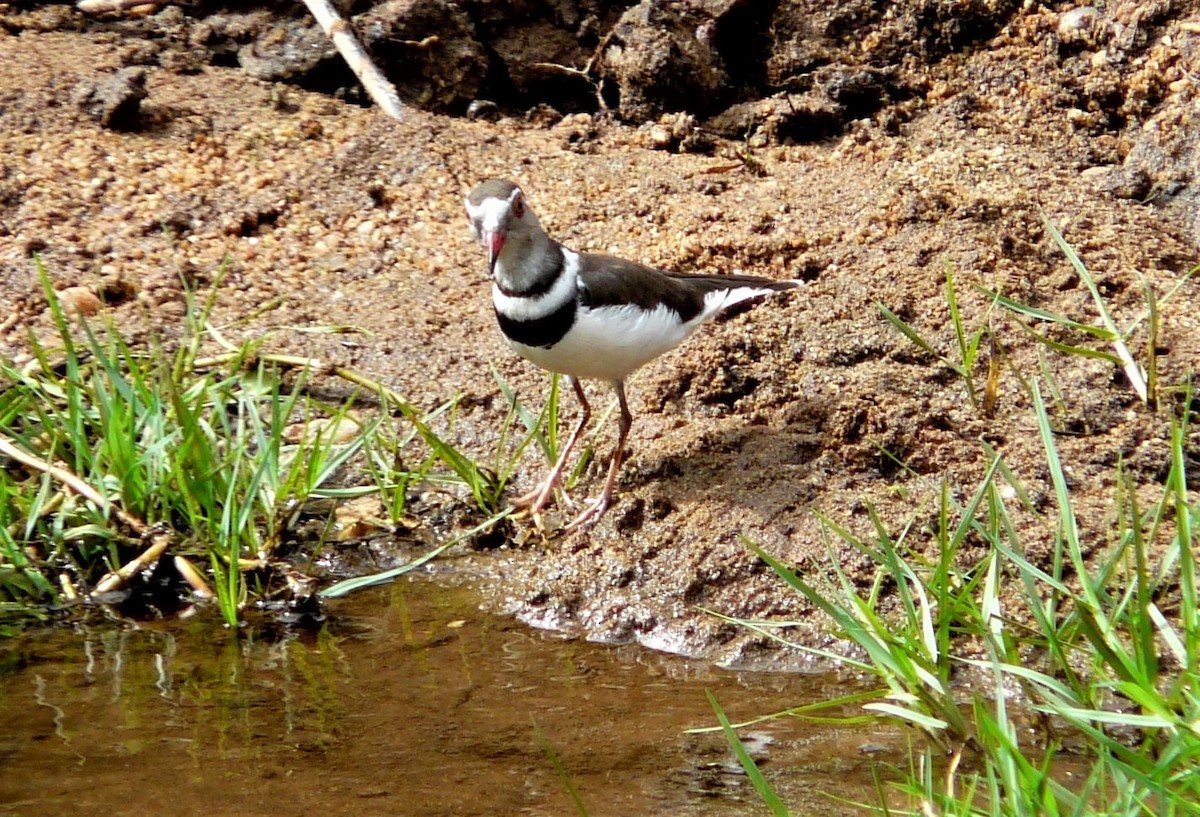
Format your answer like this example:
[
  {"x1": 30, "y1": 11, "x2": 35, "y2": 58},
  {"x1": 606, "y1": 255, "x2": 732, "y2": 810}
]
[
  {"x1": 301, "y1": 0, "x2": 404, "y2": 120},
  {"x1": 0, "y1": 433, "x2": 173, "y2": 594},
  {"x1": 0, "y1": 434, "x2": 146, "y2": 534},
  {"x1": 77, "y1": 0, "x2": 162, "y2": 13},
  {"x1": 94, "y1": 529, "x2": 172, "y2": 594},
  {"x1": 174, "y1": 556, "x2": 215, "y2": 599}
]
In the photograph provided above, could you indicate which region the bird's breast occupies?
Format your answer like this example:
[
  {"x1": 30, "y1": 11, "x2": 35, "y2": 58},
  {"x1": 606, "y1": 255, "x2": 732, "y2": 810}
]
[
  {"x1": 505, "y1": 302, "x2": 694, "y2": 383},
  {"x1": 494, "y1": 297, "x2": 577, "y2": 349}
]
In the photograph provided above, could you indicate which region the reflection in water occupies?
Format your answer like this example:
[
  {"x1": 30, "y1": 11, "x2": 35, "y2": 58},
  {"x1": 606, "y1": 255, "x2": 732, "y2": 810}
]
[{"x1": 0, "y1": 579, "x2": 899, "y2": 816}]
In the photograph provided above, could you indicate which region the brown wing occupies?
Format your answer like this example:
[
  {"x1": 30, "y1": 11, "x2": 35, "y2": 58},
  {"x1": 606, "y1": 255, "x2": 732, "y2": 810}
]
[{"x1": 576, "y1": 250, "x2": 797, "y2": 322}]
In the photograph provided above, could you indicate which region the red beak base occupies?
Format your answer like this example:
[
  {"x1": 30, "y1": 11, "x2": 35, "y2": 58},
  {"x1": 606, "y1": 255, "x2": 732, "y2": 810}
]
[{"x1": 486, "y1": 230, "x2": 505, "y2": 276}]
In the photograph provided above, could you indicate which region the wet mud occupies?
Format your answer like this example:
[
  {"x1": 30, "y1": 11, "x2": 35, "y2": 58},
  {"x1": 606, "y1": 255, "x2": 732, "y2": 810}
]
[{"x1": 0, "y1": 4, "x2": 1198, "y2": 661}]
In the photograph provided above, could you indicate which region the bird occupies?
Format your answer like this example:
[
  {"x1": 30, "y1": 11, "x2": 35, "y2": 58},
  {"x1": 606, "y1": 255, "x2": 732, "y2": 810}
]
[{"x1": 465, "y1": 178, "x2": 800, "y2": 531}]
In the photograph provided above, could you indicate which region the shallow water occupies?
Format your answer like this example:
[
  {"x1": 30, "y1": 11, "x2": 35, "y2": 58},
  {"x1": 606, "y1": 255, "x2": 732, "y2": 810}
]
[{"x1": 0, "y1": 579, "x2": 901, "y2": 816}]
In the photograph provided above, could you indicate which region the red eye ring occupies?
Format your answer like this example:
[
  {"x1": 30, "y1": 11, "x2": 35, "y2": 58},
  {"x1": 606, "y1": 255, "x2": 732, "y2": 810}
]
[{"x1": 513, "y1": 196, "x2": 525, "y2": 218}]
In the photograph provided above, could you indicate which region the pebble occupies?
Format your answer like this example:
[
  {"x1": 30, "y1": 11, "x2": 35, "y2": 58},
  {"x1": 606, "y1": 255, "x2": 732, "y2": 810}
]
[
  {"x1": 57, "y1": 286, "x2": 103, "y2": 316},
  {"x1": 1058, "y1": 6, "x2": 1098, "y2": 41},
  {"x1": 649, "y1": 124, "x2": 674, "y2": 149}
]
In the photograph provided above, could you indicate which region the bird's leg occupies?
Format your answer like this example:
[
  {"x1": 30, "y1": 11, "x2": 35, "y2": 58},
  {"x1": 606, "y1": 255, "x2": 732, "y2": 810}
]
[
  {"x1": 565, "y1": 380, "x2": 632, "y2": 532},
  {"x1": 513, "y1": 376, "x2": 590, "y2": 515}
]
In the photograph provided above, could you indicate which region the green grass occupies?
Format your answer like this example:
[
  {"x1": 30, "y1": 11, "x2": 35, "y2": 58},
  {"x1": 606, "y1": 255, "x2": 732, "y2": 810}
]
[
  {"x1": 533, "y1": 719, "x2": 592, "y2": 817},
  {"x1": 724, "y1": 229, "x2": 1199, "y2": 814},
  {"x1": 493, "y1": 366, "x2": 607, "y2": 499},
  {"x1": 727, "y1": 387, "x2": 1198, "y2": 814},
  {"x1": 708, "y1": 690, "x2": 792, "y2": 816},
  {"x1": 980, "y1": 215, "x2": 1198, "y2": 411},
  {"x1": 878, "y1": 264, "x2": 996, "y2": 416},
  {"x1": 0, "y1": 260, "x2": 513, "y2": 627}
]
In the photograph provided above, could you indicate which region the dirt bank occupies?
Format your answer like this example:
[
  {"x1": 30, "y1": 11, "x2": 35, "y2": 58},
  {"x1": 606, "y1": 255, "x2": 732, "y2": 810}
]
[{"x1": 1, "y1": 2, "x2": 1197, "y2": 664}]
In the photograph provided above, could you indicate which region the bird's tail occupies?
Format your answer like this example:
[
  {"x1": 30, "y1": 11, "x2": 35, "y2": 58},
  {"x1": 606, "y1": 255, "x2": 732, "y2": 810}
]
[{"x1": 696, "y1": 278, "x2": 801, "y2": 324}]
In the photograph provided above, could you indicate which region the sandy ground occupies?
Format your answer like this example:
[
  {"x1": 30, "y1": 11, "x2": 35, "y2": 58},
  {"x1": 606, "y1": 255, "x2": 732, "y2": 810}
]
[{"x1": 1, "y1": 4, "x2": 1198, "y2": 664}]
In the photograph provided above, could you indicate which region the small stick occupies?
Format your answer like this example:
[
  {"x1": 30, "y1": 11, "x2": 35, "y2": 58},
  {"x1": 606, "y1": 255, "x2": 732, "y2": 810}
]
[
  {"x1": 0, "y1": 433, "x2": 180, "y2": 594},
  {"x1": 174, "y1": 556, "x2": 215, "y2": 599},
  {"x1": 59, "y1": 574, "x2": 79, "y2": 601},
  {"x1": 398, "y1": 36, "x2": 439, "y2": 49},
  {"x1": 0, "y1": 435, "x2": 146, "y2": 535},
  {"x1": 301, "y1": 0, "x2": 404, "y2": 121},
  {"x1": 533, "y1": 62, "x2": 591, "y2": 78},
  {"x1": 76, "y1": 0, "x2": 162, "y2": 12},
  {"x1": 94, "y1": 529, "x2": 171, "y2": 594}
]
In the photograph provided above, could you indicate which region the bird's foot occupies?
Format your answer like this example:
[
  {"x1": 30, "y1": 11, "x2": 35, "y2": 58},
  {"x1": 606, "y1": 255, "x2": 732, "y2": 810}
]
[
  {"x1": 512, "y1": 478, "x2": 571, "y2": 517},
  {"x1": 563, "y1": 493, "x2": 612, "y2": 533}
]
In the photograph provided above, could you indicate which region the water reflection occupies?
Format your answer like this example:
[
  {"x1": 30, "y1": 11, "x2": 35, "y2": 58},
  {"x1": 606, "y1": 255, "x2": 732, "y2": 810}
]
[{"x1": 0, "y1": 579, "x2": 899, "y2": 816}]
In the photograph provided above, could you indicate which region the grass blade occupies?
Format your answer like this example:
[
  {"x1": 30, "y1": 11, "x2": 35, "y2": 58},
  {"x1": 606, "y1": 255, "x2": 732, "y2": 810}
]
[
  {"x1": 1042, "y1": 215, "x2": 1148, "y2": 402},
  {"x1": 707, "y1": 690, "x2": 790, "y2": 817},
  {"x1": 533, "y1": 720, "x2": 590, "y2": 817}
]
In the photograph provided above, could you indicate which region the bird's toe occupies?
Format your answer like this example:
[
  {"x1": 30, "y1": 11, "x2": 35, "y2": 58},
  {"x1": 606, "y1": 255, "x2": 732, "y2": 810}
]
[{"x1": 564, "y1": 495, "x2": 611, "y2": 533}]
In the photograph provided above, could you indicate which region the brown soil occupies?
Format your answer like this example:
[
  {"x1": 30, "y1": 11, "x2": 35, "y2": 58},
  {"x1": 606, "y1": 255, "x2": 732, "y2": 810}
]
[{"x1": 1, "y1": 3, "x2": 1198, "y2": 664}]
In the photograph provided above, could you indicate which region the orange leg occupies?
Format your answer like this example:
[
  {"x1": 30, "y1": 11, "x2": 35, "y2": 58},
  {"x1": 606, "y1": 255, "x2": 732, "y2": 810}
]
[
  {"x1": 513, "y1": 376, "x2": 590, "y2": 515},
  {"x1": 565, "y1": 380, "x2": 631, "y2": 532}
]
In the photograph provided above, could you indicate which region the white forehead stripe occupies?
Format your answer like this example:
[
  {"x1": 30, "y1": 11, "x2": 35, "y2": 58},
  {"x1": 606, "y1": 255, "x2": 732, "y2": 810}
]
[{"x1": 466, "y1": 189, "x2": 521, "y2": 233}]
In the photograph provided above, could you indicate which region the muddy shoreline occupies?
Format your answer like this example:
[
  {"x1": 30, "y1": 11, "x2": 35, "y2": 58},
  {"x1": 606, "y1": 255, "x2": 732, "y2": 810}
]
[{"x1": 1, "y1": 3, "x2": 1198, "y2": 662}]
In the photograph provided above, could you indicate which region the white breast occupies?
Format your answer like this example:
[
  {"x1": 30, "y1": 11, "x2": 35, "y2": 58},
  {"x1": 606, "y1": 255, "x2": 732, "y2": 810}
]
[{"x1": 510, "y1": 301, "x2": 695, "y2": 382}]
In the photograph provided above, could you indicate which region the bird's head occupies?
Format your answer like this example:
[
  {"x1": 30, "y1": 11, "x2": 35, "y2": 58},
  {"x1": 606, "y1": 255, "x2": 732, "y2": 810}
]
[{"x1": 465, "y1": 179, "x2": 537, "y2": 278}]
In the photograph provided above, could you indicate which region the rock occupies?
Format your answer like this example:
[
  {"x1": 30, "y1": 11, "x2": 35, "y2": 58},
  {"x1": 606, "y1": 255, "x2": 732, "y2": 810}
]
[
  {"x1": 1057, "y1": 6, "x2": 1099, "y2": 46},
  {"x1": 556, "y1": 112, "x2": 601, "y2": 153},
  {"x1": 1100, "y1": 165, "x2": 1152, "y2": 200},
  {"x1": 72, "y1": 66, "x2": 148, "y2": 131},
  {"x1": 1107, "y1": 0, "x2": 1174, "y2": 60},
  {"x1": 706, "y1": 90, "x2": 845, "y2": 144},
  {"x1": 1102, "y1": 95, "x2": 1200, "y2": 250},
  {"x1": 358, "y1": 0, "x2": 489, "y2": 113},
  {"x1": 700, "y1": 69, "x2": 868, "y2": 143},
  {"x1": 238, "y1": 18, "x2": 341, "y2": 82},
  {"x1": 765, "y1": 0, "x2": 1020, "y2": 85},
  {"x1": 466, "y1": 99, "x2": 500, "y2": 121},
  {"x1": 644, "y1": 112, "x2": 712, "y2": 154},
  {"x1": 487, "y1": 19, "x2": 592, "y2": 104},
  {"x1": 57, "y1": 286, "x2": 103, "y2": 317},
  {"x1": 648, "y1": 122, "x2": 674, "y2": 150},
  {"x1": 458, "y1": 0, "x2": 616, "y2": 113},
  {"x1": 764, "y1": 0, "x2": 867, "y2": 87},
  {"x1": 524, "y1": 102, "x2": 563, "y2": 127},
  {"x1": 813, "y1": 64, "x2": 892, "y2": 115},
  {"x1": 596, "y1": 0, "x2": 733, "y2": 122}
]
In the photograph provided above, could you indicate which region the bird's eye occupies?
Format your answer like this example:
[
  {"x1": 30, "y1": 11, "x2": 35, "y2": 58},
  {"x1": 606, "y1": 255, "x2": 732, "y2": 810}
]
[{"x1": 513, "y1": 196, "x2": 525, "y2": 218}]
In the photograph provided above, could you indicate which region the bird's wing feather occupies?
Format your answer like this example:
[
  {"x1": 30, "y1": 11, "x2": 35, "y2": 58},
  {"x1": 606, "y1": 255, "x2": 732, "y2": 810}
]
[{"x1": 576, "y1": 251, "x2": 797, "y2": 322}]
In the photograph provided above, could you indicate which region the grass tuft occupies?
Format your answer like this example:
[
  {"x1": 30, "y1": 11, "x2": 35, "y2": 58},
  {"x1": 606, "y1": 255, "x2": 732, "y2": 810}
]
[
  {"x1": 733, "y1": 393, "x2": 1199, "y2": 813},
  {"x1": 707, "y1": 690, "x2": 792, "y2": 816},
  {"x1": 724, "y1": 225, "x2": 1198, "y2": 813},
  {"x1": 983, "y1": 216, "x2": 1198, "y2": 410},
  {"x1": 0, "y1": 259, "x2": 513, "y2": 626},
  {"x1": 879, "y1": 264, "x2": 995, "y2": 416},
  {"x1": 533, "y1": 718, "x2": 591, "y2": 817}
]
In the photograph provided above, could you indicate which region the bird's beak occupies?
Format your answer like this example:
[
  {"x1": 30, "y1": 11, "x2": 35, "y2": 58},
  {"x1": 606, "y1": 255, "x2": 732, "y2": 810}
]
[{"x1": 485, "y1": 229, "x2": 505, "y2": 277}]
